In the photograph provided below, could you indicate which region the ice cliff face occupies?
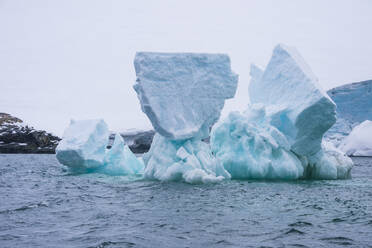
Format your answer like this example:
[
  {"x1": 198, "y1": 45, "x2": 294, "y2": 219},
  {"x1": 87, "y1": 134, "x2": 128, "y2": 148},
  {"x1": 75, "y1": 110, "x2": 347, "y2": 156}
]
[
  {"x1": 134, "y1": 52, "x2": 238, "y2": 183},
  {"x1": 326, "y1": 80, "x2": 372, "y2": 145},
  {"x1": 211, "y1": 44, "x2": 352, "y2": 180}
]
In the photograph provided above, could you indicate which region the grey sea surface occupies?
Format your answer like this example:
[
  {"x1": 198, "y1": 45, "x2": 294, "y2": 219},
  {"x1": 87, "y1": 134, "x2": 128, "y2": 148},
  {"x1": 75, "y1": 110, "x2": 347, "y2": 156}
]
[{"x1": 0, "y1": 154, "x2": 371, "y2": 248}]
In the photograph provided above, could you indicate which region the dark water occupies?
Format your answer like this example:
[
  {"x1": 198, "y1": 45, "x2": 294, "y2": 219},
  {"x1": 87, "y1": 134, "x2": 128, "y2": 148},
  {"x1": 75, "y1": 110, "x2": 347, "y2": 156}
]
[{"x1": 0, "y1": 155, "x2": 371, "y2": 248}]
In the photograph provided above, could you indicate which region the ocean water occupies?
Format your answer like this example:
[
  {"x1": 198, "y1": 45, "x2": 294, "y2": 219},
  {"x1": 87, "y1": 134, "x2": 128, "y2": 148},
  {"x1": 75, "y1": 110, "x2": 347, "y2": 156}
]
[{"x1": 0, "y1": 155, "x2": 371, "y2": 248}]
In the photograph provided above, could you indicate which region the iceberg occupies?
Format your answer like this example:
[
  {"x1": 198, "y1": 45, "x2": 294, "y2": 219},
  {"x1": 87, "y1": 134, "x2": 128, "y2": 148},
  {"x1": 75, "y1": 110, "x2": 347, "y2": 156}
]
[
  {"x1": 249, "y1": 44, "x2": 336, "y2": 156},
  {"x1": 56, "y1": 119, "x2": 144, "y2": 175},
  {"x1": 211, "y1": 44, "x2": 352, "y2": 180},
  {"x1": 143, "y1": 133, "x2": 230, "y2": 183},
  {"x1": 134, "y1": 52, "x2": 238, "y2": 183},
  {"x1": 134, "y1": 52, "x2": 238, "y2": 140},
  {"x1": 339, "y1": 120, "x2": 372, "y2": 156}
]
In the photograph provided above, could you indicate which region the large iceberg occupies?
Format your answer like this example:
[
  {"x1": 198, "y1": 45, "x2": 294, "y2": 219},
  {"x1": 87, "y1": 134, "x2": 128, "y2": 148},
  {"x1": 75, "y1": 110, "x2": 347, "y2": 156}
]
[
  {"x1": 134, "y1": 52, "x2": 238, "y2": 183},
  {"x1": 339, "y1": 120, "x2": 372, "y2": 156},
  {"x1": 56, "y1": 119, "x2": 144, "y2": 175},
  {"x1": 249, "y1": 44, "x2": 336, "y2": 156},
  {"x1": 326, "y1": 80, "x2": 372, "y2": 145},
  {"x1": 134, "y1": 52, "x2": 238, "y2": 140},
  {"x1": 211, "y1": 44, "x2": 352, "y2": 180}
]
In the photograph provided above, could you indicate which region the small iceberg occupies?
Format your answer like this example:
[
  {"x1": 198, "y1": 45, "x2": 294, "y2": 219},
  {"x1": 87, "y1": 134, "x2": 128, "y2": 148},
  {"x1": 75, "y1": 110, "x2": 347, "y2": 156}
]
[{"x1": 56, "y1": 119, "x2": 144, "y2": 175}]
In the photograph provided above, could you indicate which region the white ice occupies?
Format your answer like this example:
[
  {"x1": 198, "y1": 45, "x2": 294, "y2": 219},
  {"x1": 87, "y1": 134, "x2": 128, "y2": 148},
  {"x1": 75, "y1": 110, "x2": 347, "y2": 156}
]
[{"x1": 339, "y1": 120, "x2": 372, "y2": 156}]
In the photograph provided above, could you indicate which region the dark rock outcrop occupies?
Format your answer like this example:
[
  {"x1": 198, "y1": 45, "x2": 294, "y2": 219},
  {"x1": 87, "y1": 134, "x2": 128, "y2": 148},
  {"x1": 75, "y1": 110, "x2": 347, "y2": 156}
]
[
  {"x1": 0, "y1": 113, "x2": 61, "y2": 154},
  {"x1": 120, "y1": 130, "x2": 155, "y2": 154}
]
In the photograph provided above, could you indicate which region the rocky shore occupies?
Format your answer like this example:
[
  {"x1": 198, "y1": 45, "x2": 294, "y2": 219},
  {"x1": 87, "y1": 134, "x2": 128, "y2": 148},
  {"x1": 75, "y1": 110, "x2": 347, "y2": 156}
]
[{"x1": 0, "y1": 113, "x2": 60, "y2": 154}]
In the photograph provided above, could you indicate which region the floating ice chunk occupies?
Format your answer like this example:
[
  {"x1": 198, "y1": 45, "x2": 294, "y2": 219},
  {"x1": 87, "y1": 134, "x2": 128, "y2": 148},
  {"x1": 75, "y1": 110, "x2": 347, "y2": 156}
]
[
  {"x1": 211, "y1": 108, "x2": 304, "y2": 179},
  {"x1": 339, "y1": 120, "x2": 372, "y2": 156},
  {"x1": 56, "y1": 119, "x2": 144, "y2": 175},
  {"x1": 56, "y1": 119, "x2": 109, "y2": 170},
  {"x1": 249, "y1": 44, "x2": 336, "y2": 156},
  {"x1": 143, "y1": 133, "x2": 230, "y2": 183},
  {"x1": 134, "y1": 52, "x2": 238, "y2": 140}
]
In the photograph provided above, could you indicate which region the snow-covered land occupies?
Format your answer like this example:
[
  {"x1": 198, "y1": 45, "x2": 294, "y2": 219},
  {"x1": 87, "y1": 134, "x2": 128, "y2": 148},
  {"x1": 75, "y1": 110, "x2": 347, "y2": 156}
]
[
  {"x1": 326, "y1": 80, "x2": 372, "y2": 145},
  {"x1": 339, "y1": 120, "x2": 372, "y2": 156}
]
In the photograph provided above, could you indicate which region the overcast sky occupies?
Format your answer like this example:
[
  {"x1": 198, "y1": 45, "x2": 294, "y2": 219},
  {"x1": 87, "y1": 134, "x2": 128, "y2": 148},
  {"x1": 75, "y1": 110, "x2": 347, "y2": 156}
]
[{"x1": 1, "y1": 0, "x2": 371, "y2": 136}]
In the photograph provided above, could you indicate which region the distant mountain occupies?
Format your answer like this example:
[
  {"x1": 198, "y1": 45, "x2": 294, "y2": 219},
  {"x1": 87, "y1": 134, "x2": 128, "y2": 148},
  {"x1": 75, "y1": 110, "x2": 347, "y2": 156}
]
[
  {"x1": 326, "y1": 79, "x2": 372, "y2": 145},
  {"x1": 0, "y1": 113, "x2": 60, "y2": 153}
]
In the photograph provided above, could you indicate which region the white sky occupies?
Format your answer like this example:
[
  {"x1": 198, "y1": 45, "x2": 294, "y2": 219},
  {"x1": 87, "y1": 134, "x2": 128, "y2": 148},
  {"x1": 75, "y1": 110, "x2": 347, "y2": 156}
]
[{"x1": 1, "y1": 0, "x2": 371, "y2": 136}]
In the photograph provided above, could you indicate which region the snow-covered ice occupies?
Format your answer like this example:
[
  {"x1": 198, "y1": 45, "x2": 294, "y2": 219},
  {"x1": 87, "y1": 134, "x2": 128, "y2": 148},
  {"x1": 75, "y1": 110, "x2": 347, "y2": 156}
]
[
  {"x1": 249, "y1": 44, "x2": 336, "y2": 156},
  {"x1": 143, "y1": 133, "x2": 230, "y2": 183},
  {"x1": 339, "y1": 120, "x2": 372, "y2": 156},
  {"x1": 56, "y1": 119, "x2": 144, "y2": 174},
  {"x1": 134, "y1": 52, "x2": 238, "y2": 140}
]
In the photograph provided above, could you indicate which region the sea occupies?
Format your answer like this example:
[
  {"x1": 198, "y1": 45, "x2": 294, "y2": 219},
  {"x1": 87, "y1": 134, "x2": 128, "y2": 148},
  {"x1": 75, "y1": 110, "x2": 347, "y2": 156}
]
[{"x1": 0, "y1": 154, "x2": 371, "y2": 248}]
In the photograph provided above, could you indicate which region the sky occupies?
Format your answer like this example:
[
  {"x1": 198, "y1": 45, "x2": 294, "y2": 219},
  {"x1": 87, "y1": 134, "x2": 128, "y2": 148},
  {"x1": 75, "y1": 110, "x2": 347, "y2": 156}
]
[{"x1": 1, "y1": 0, "x2": 371, "y2": 136}]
